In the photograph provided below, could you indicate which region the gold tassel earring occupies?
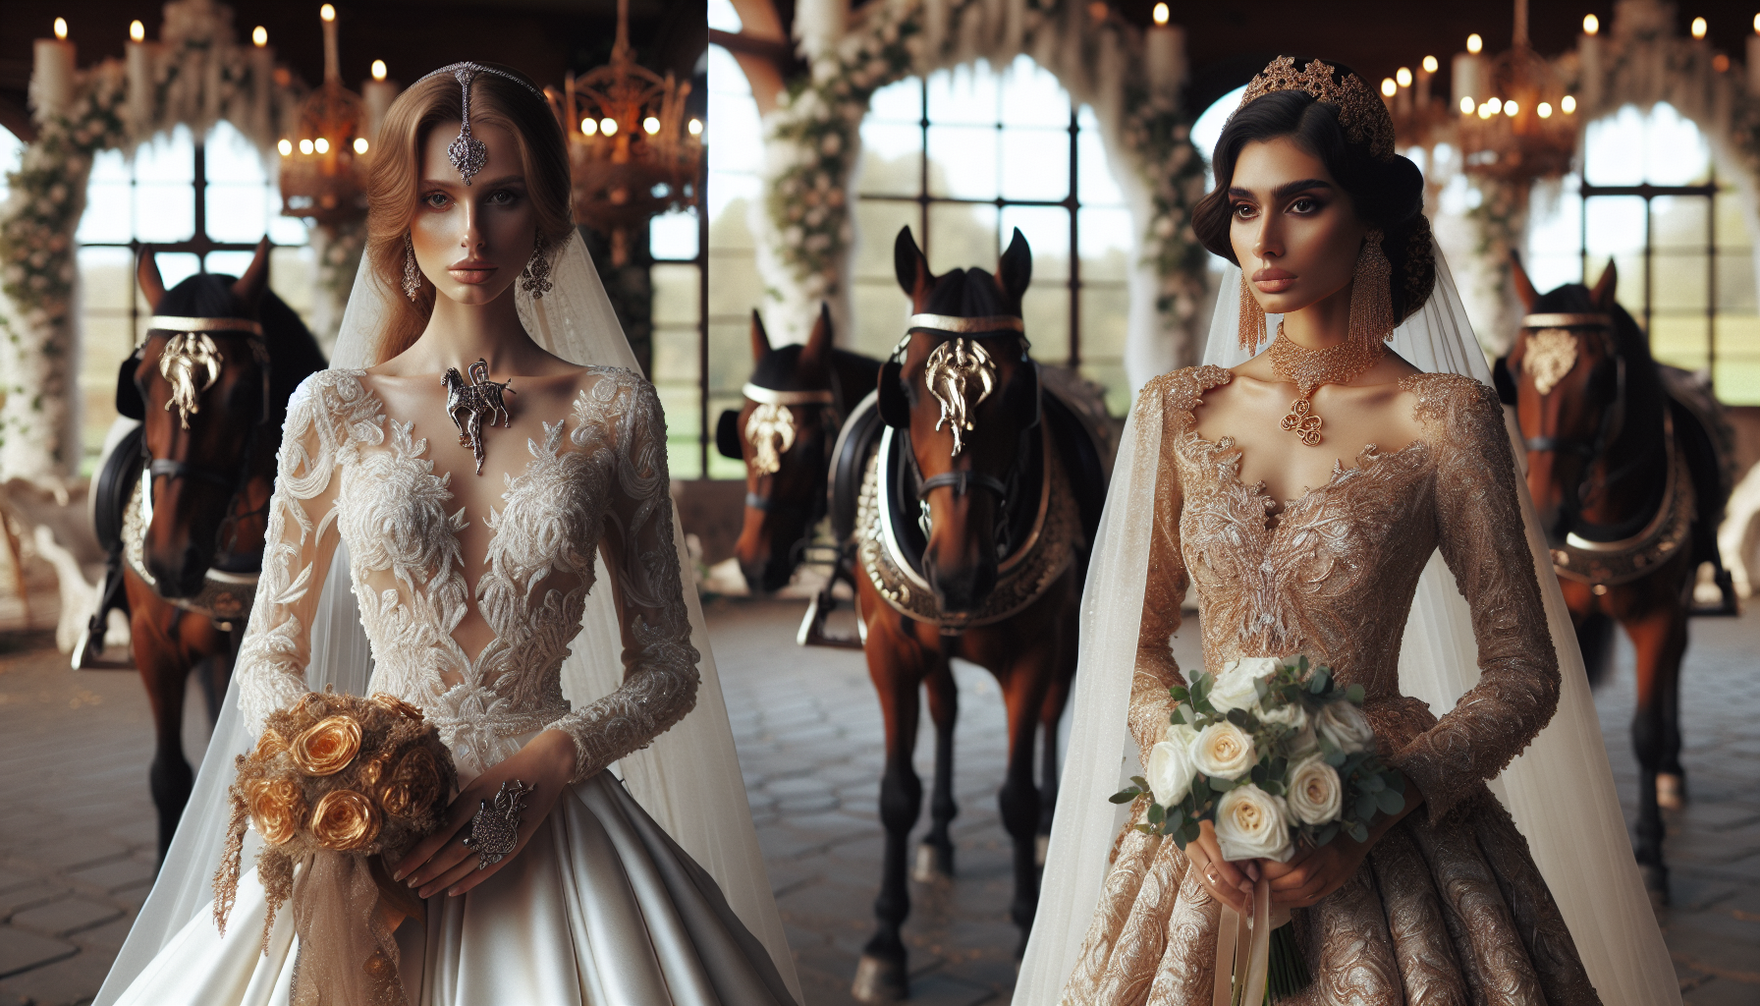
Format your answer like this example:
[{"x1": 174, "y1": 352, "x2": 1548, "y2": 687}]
[
  {"x1": 1238, "y1": 270, "x2": 1268, "y2": 354},
  {"x1": 1348, "y1": 227, "x2": 1395, "y2": 347}
]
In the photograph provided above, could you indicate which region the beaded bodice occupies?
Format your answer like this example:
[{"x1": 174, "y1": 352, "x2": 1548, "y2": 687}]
[
  {"x1": 234, "y1": 367, "x2": 699, "y2": 783},
  {"x1": 1130, "y1": 365, "x2": 1560, "y2": 825}
]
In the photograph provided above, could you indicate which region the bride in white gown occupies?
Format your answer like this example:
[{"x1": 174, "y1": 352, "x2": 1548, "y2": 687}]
[{"x1": 97, "y1": 62, "x2": 803, "y2": 1006}]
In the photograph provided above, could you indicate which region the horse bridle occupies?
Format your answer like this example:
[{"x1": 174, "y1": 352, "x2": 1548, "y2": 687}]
[
  {"x1": 739, "y1": 382, "x2": 844, "y2": 565},
  {"x1": 1517, "y1": 311, "x2": 1650, "y2": 541},
  {"x1": 130, "y1": 316, "x2": 274, "y2": 570}
]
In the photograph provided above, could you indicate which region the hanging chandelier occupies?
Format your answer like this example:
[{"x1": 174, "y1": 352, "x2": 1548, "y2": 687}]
[
  {"x1": 1454, "y1": 0, "x2": 1578, "y2": 184},
  {"x1": 552, "y1": 0, "x2": 703, "y2": 266},
  {"x1": 278, "y1": 4, "x2": 370, "y2": 225}
]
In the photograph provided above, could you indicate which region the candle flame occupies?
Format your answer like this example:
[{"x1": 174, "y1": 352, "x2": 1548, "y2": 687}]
[
  {"x1": 353, "y1": 137, "x2": 369, "y2": 154},
  {"x1": 130, "y1": 20, "x2": 144, "y2": 42},
  {"x1": 54, "y1": 17, "x2": 67, "y2": 40},
  {"x1": 688, "y1": 117, "x2": 703, "y2": 136},
  {"x1": 1754, "y1": 13, "x2": 1759, "y2": 33},
  {"x1": 1460, "y1": 96, "x2": 1475, "y2": 114},
  {"x1": 581, "y1": 117, "x2": 597, "y2": 136},
  {"x1": 1466, "y1": 33, "x2": 1482, "y2": 54},
  {"x1": 643, "y1": 116, "x2": 661, "y2": 135},
  {"x1": 1561, "y1": 94, "x2": 1577, "y2": 113},
  {"x1": 320, "y1": 4, "x2": 335, "y2": 22},
  {"x1": 1396, "y1": 67, "x2": 1412, "y2": 87},
  {"x1": 601, "y1": 117, "x2": 618, "y2": 136},
  {"x1": 1504, "y1": 99, "x2": 1519, "y2": 116},
  {"x1": 1152, "y1": 2, "x2": 1168, "y2": 25},
  {"x1": 1691, "y1": 16, "x2": 1707, "y2": 39},
  {"x1": 1584, "y1": 13, "x2": 1599, "y2": 35},
  {"x1": 372, "y1": 59, "x2": 387, "y2": 80},
  {"x1": 1423, "y1": 55, "x2": 1438, "y2": 73},
  {"x1": 253, "y1": 25, "x2": 267, "y2": 46},
  {"x1": 1380, "y1": 77, "x2": 1397, "y2": 98},
  {"x1": 1538, "y1": 102, "x2": 1553, "y2": 118},
  {"x1": 278, "y1": 138, "x2": 292, "y2": 156}
]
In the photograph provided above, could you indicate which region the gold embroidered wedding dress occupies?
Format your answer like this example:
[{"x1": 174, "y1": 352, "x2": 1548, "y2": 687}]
[
  {"x1": 109, "y1": 367, "x2": 799, "y2": 1006},
  {"x1": 1060, "y1": 366, "x2": 1599, "y2": 1005}
]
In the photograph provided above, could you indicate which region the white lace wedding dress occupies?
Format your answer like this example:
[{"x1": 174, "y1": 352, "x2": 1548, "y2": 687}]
[{"x1": 110, "y1": 365, "x2": 798, "y2": 1005}]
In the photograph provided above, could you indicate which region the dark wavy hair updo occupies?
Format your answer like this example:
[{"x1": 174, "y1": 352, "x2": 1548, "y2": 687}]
[{"x1": 1190, "y1": 61, "x2": 1436, "y2": 324}]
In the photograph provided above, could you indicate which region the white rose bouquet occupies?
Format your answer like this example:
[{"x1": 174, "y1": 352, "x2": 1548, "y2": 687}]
[{"x1": 1112, "y1": 655, "x2": 1405, "y2": 858}]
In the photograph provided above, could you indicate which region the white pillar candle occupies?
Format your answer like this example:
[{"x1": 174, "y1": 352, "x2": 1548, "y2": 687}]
[
  {"x1": 1451, "y1": 52, "x2": 1486, "y2": 110},
  {"x1": 1417, "y1": 64, "x2": 1433, "y2": 108},
  {"x1": 125, "y1": 39, "x2": 154, "y2": 129},
  {"x1": 1146, "y1": 23, "x2": 1186, "y2": 101},
  {"x1": 251, "y1": 44, "x2": 274, "y2": 140},
  {"x1": 31, "y1": 38, "x2": 76, "y2": 119},
  {"x1": 1580, "y1": 32, "x2": 1603, "y2": 111},
  {"x1": 363, "y1": 79, "x2": 399, "y2": 142}
]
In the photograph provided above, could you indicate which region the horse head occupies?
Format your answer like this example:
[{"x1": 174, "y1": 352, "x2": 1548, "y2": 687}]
[
  {"x1": 722, "y1": 304, "x2": 840, "y2": 594},
  {"x1": 882, "y1": 226, "x2": 1039, "y2": 614},
  {"x1": 1507, "y1": 253, "x2": 1663, "y2": 542},
  {"x1": 125, "y1": 239, "x2": 275, "y2": 598}
]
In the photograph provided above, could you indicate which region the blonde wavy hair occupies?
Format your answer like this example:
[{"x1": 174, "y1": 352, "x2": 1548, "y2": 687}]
[{"x1": 363, "y1": 63, "x2": 574, "y2": 365}]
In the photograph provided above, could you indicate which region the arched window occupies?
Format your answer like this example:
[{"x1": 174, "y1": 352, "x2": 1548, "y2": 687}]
[
  {"x1": 74, "y1": 122, "x2": 313, "y2": 468},
  {"x1": 853, "y1": 56, "x2": 1134, "y2": 410},
  {"x1": 1528, "y1": 103, "x2": 1756, "y2": 402}
]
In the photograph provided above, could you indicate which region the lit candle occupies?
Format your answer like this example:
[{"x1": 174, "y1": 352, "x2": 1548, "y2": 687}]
[
  {"x1": 320, "y1": 4, "x2": 339, "y2": 84},
  {"x1": 1145, "y1": 3, "x2": 1185, "y2": 101},
  {"x1": 125, "y1": 20, "x2": 153, "y2": 129},
  {"x1": 363, "y1": 60, "x2": 399, "y2": 142},
  {"x1": 1418, "y1": 54, "x2": 1437, "y2": 108},
  {"x1": 1580, "y1": 14, "x2": 1603, "y2": 114},
  {"x1": 1395, "y1": 66, "x2": 1413, "y2": 114},
  {"x1": 1749, "y1": 15, "x2": 1760, "y2": 96},
  {"x1": 1452, "y1": 34, "x2": 1488, "y2": 113},
  {"x1": 32, "y1": 18, "x2": 76, "y2": 119},
  {"x1": 250, "y1": 27, "x2": 274, "y2": 141}
]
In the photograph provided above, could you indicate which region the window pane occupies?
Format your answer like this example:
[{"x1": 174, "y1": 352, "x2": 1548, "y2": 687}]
[
  {"x1": 927, "y1": 201, "x2": 997, "y2": 274},
  {"x1": 90, "y1": 148, "x2": 129, "y2": 185},
  {"x1": 1022, "y1": 283, "x2": 1069, "y2": 363},
  {"x1": 653, "y1": 264, "x2": 702, "y2": 326},
  {"x1": 708, "y1": 249, "x2": 762, "y2": 320},
  {"x1": 1080, "y1": 283, "x2": 1130, "y2": 367},
  {"x1": 854, "y1": 199, "x2": 918, "y2": 282},
  {"x1": 153, "y1": 252, "x2": 202, "y2": 290},
  {"x1": 1652, "y1": 196, "x2": 1706, "y2": 252},
  {"x1": 652, "y1": 209, "x2": 700, "y2": 260},
  {"x1": 1652, "y1": 314, "x2": 1708, "y2": 371},
  {"x1": 856, "y1": 140, "x2": 922, "y2": 198},
  {"x1": 78, "y1": 181, "x2": 133, "y2": 243},
  {"x1": 134, "y1": 125, "x2": 195, "y2": 183},
  {"x1": 1079, "y1": 207, "x2": 1134, "y2": 282},
  {"x1": 269, "y1": 246, "x2": 317, "y2": 318},
  {"x1": 1000, "y1": 55, "x2": 1070, "y2": 128},
  {"x1": 205, "y1": 121, "x2": 267, "y2": 183},
  {"x1": 207, "y1": 183, "x2": 269, "y2": 242},
  {"x1": 136, "y1": 183, "x2": 196, "y2": 241},
  {"x1": 999, "y1": 127, "x2": 1068, "y2": 201},
  {"x1": 206, "y1": 250, "x2": 259, "y2": 278},
  {"x1": 869, "y1": 78, "x2": 922, "y2": 124},
  {"x1": 268, "y1": 208, "x2": 309, "y2": 246},
  {"x1": 1077, "y1": 107, "x2": 1126, "y2": 206},
  {"x1": 925, "y1": 67, "x2": 997, "y2": 126},
  {"x1": 999, "y1": 205, "x2": 1069, "y2": 281},
  {"x1": 77, "y1": 247, "x2": 133, "y2": 313},
  {"x1": 852, "y1": 280, "x2": 913, "y2": 358},
  {"x1": 926, "y1": 125, "x2": 996, "y2": 200},
  {"x1": 1718, "y1": 252, "x2": 1756, "y2": 312},
  {"x1": 1714, "y1": 313, "x2": 1760, "y2": 403}
]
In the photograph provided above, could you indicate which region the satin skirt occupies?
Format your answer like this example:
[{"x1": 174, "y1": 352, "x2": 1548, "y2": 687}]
[{"x1": 113, "y1": 773, "x2": 798, "y2": 1006}]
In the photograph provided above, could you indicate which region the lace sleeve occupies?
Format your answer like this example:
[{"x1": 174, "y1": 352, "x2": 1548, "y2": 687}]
[
  {"x1": 546, "y1": 373, "x2": 701, "y2": 783},
  {"x1": 1395, "y1": 376, "x2": 1561, "y2": 824},
  {"x1": 1127, "y1": 373, "x2": 1192, "y2": 758},
  {"x1": 235, "y1": 373, "x2": 346, "y2": 735}
]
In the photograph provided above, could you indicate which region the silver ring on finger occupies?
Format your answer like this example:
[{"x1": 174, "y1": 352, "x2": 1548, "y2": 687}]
[{"x1": 459, "y1": 779, "x2": 533, "y2": 871}]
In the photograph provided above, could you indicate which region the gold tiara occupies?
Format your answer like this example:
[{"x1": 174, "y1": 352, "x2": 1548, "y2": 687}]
[{"x1": 1239, "y1": 56, "x2": 1396, "y2": 161}]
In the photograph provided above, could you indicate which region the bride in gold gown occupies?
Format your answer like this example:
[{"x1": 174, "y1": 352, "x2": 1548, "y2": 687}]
[{"x1": 1014, "y1": 57, "x2": 1679, "y2": 1005}]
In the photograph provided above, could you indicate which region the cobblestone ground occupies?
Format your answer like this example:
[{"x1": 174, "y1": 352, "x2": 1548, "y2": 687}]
[{"x1": 0, "y1": 600, "x2": 1754, "y2": 1005}]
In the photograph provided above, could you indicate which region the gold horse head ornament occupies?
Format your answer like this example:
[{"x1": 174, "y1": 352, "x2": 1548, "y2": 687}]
[
  {"x1": 745, "y1": 403, "x2": 797, "y2": 474},
  {"x1": 159, "y1": 332, "x2": 223, "y2": 429},
  {"x1": 925, "y1": 338, "x2": 995, "y2": 456},
  {"x1": 1526, "y1": 329, "x2": 1579, "y2": 396}
]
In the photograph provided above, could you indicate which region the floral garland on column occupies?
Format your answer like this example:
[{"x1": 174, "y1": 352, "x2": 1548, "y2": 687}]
[
  {"x1": 755, "y1": 0, "x2": 1209, "y2": 369},
  {"x1": 0, "y1": 64, "x2": 128, "y2": 487},
  {"x1": 0, "y1": 0, "x2": 301, "y2": 487}
]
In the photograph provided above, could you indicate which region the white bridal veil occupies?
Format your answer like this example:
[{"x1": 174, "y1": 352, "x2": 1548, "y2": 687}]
[
  {"x1": 97, "y1": 231, "x2": 804, "y2": 1005},
  {"x1": 1012, "y1": 248, "x2": 1680, "y2": 1005}
]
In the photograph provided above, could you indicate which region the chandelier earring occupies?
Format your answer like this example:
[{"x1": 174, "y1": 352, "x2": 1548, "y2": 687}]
[
  {"x1": 402, "y1": 231, "x2": 422, "y2": 302},
  {"x1": 521, "y1": 232, "x2": 553, "y2": 299},
  {"x1": 1238, "y1": 269, "x2": 1269, "y2": 354},
  {"x1": 1348, "y1": 227, "x2": 1395, "y2": 347}
]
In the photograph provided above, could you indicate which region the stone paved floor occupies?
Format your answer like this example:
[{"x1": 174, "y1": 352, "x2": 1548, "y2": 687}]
[{"x1": 0, "y1": 599, "x2": 1754, "y2": 1005}]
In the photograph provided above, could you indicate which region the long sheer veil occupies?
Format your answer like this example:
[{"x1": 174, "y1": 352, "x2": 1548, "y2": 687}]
[
  {"x1": 97, "y1": 230, "x2": 804, "y2": 1005},
  {"x1": 1012, "y1": 246, "x2": 1679, "y2": 1005}
]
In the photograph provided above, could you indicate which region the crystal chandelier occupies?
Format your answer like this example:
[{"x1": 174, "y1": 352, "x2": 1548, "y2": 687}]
[
  {"x1": 1456, "y1": 0, "x2": 1578, "y2": 184},
  {"x1": 278, "y1": 4, "x2": 369, "y2": 224},
  {"x1": 553, "y1": 0, "x2": 703, "y2": 265}
]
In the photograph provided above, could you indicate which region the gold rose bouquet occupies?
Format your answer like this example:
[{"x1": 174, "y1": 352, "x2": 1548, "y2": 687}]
[
  {"x1": 1109, "y1": 656, "x2": 1404, "y2": 1002},
  {"x1": 213, "y1": 689, "x2": 456, "y2": 1006}
]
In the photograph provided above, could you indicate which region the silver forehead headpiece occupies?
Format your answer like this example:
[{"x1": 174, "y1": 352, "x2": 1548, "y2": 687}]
[{"x1": 413, "y1": 61, "x2": 547, "y2": 186}]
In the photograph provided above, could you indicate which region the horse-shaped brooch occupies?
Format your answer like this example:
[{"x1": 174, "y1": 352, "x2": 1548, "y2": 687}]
[{"x1": 443, "y1": 358, "x2": 516, "y2": 474}]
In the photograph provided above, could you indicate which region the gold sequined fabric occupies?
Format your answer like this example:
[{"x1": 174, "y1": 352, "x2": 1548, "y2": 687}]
[{"x1": 1060, "y1": 366, "x2": 1600, "y2": 1005}]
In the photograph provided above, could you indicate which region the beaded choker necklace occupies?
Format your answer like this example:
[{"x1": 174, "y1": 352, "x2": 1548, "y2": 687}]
[{"x1": 1267, "y1": 325, "x2": 1384, "y2": 447}]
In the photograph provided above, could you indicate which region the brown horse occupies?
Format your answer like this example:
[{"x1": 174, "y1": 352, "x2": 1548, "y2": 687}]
[
  {"x1": 839, "y1": 227, "x2": 1113, "y2": 1001},
  {"x1": 1502, "y1": 256, "x2": 1735, "y2": 901},
  {"x1": 84, "y1": 241, "x2": 326, "y2": 864},
  {"x1": 717, "y1": 302, "x2": 880, "y2": 596}
]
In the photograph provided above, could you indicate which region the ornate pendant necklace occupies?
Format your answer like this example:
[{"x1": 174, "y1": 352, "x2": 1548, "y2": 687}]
[
  {"x1": 1267, "y1": 325, "x2": 1383, "y2": 447},
  {"x1": 443, "y1": 358, "x2": 517, "y2": 475}
]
